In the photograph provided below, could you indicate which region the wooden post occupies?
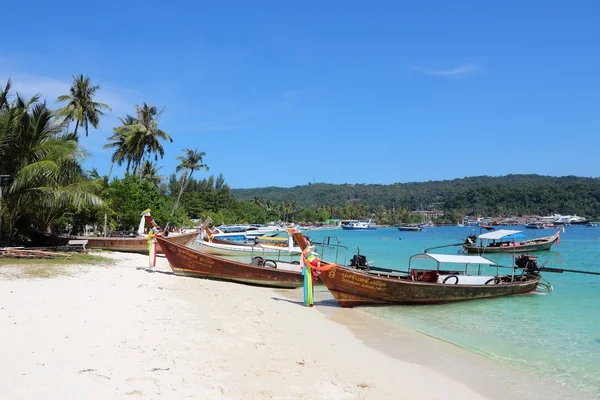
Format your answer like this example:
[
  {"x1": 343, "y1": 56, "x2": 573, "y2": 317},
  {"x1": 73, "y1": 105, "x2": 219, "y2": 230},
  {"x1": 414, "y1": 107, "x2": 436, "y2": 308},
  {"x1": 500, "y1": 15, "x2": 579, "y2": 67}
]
[
  {"x1": 0, "y1": 175, "x2": 12, "y2": 243},
  {"x1": 103, "y1": 213, "x2": 108, "y2": 237},
  {"x1": 0, "y1": 184, "x2": 3, "y2": 243}
]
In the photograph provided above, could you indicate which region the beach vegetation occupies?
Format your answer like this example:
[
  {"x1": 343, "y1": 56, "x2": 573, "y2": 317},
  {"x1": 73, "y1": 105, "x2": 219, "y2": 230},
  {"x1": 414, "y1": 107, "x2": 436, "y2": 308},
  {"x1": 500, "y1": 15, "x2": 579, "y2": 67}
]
[
  {"x1": 172, "y1": 148, "x2": 209, "y2": 215},
  {"x1": 112, "y1": 103, "x2": 173, "y2": 177},
  {"x1": 0, "y1": 252, "x2": 114, "y2": 280},
  {"x1": 0, "y1": 80, "x2": 105, "y2": 242},
  {"x1": 232, "y1": 176, "x2": 600, "y2": 221}
]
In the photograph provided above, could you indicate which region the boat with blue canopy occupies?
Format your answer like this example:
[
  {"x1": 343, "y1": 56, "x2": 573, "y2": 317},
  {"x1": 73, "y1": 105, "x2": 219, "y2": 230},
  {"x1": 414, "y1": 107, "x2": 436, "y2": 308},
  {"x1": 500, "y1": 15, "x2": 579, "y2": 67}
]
[{"x1": 463, "y1": 228, "x2": 561, "y2": 254}]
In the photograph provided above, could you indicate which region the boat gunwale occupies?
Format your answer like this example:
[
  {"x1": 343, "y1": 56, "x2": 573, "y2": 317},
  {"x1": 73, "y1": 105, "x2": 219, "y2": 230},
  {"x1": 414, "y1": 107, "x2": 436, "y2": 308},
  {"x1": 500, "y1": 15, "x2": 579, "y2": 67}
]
[
  {"x1": 320, "y1": 262, "x2": 540, "y2": 288},
  {"x1": 156, "y1": 236, "x2": 304, "y2": 279}
]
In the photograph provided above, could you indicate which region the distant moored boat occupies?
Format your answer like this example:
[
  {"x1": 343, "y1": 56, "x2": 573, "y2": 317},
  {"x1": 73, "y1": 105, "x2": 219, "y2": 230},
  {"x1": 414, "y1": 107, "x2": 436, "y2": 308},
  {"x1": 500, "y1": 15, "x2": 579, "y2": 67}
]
[
  {"x1": 340, "y1": 220, "x2": 377, "y2": 230},
  {"x1": 463, "y1": 229, "x2": 560, "y2": 254},
  {"x1": 397, "y1": 224, "x2": 423, "y2": 232}
]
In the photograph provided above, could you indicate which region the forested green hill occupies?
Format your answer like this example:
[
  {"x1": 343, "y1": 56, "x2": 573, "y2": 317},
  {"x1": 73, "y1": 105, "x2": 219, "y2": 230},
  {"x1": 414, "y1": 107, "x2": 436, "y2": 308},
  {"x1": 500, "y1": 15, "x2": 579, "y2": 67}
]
[{"x1": 231, "y1": 175, "x2": 600, "y2": 217}]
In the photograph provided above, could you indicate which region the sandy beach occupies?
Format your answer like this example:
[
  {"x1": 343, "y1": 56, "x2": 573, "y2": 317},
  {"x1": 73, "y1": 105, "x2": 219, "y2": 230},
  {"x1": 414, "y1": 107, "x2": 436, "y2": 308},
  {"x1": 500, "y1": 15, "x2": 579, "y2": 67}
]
[{"x1": 0, "y1": 252, "x2": 593, "y2": 400}]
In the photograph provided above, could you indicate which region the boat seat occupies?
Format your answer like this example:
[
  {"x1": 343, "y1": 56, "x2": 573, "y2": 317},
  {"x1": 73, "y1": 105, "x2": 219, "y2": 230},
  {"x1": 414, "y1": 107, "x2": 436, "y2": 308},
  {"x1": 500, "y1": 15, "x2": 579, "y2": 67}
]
[
  {"x1": 410, "y1": 270, "x2": 419, "y2": 281},
  {"x1": 411, "y1": 270, "x2": 438, "y2": 282},
  {"x1": 67, "y1": 239, "x2": 88, "y2": 251}
]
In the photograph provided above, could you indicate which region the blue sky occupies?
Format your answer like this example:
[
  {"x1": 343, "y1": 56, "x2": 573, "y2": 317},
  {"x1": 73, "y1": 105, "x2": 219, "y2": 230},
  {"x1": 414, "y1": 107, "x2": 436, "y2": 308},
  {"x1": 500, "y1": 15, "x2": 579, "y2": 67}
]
[{"x1": 1, "y1": 1, "x2": 599, "y2": 188}]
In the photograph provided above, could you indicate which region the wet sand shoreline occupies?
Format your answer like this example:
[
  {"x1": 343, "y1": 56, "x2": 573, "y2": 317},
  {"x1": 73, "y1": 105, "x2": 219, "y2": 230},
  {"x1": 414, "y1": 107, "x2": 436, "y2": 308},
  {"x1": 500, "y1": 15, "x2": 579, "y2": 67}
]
[{"x1": 276, "y1": 286, "x2": 594, "y2": 400}]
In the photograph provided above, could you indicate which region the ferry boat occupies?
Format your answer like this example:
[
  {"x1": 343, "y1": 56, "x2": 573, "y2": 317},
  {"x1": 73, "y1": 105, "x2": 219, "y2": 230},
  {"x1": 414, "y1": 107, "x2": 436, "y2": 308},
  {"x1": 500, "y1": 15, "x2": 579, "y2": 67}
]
[
  {"x1": 340, "y1": 219, "x2": 377, "y2": 230},
  {"x1": 552, "y1": 214, "x2": 587, "y2": 225}
]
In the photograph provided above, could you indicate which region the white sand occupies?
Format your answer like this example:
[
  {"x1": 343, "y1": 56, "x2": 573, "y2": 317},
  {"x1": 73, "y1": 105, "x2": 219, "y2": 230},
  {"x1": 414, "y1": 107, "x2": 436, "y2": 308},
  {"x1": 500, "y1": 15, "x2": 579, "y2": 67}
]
[{"x1": 0, "y1": 253, "x2": 591, "y2": 400}]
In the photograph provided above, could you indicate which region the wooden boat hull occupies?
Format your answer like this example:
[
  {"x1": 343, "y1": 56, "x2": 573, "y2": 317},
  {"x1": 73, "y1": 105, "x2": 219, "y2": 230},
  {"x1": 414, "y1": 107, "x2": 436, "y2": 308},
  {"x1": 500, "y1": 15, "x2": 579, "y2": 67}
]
[
  {"x1": 28, "y1": 229, "x2": 197, "y2": 254},
  {"x1": 156, "y1": 236, "x2": 305, "y2": 288},
  {"x1": 84, "y1": 232, "x2": 197, "y2": 253},
  {"x1": 464, "y1": 237, "x2": 557, "y2": 254},
  {"x1": 318, "y1": 266, "x2": 541, "y2": 307}
]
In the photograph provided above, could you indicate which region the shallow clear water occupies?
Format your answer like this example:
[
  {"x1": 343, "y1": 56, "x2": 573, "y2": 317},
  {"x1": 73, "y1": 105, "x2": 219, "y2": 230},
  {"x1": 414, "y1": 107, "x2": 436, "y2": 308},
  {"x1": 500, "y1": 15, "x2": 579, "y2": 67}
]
[{"x1": 308, "y1": 226, "x2": 600, "y2": 398}]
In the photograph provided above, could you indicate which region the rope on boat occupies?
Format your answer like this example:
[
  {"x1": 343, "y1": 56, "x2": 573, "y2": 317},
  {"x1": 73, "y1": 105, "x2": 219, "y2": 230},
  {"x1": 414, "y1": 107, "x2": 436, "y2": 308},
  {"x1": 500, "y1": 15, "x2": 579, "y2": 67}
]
[{"x1": 536, "y1": 280, "x2": 553, "y2": 293}]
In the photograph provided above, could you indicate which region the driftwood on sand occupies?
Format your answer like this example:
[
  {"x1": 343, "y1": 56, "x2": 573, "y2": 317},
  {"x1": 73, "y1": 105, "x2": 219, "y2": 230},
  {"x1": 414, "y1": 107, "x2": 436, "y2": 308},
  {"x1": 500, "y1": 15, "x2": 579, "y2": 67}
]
[{"x1": 0, "y1": 247, "x2": 72, "y2": 259}]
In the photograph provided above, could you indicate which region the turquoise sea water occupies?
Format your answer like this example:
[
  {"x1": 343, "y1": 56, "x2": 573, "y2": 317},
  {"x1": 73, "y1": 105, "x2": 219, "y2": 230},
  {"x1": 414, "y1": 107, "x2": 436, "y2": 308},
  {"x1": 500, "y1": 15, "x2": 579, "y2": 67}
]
[{"x1": 307, "y1": 226, "x2": 600, "y2": 398}]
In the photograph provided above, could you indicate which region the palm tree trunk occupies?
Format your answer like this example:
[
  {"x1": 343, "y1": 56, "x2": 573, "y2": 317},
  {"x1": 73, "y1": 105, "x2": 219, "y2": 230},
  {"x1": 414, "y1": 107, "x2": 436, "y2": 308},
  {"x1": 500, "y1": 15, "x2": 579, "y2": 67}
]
[
  {"x1": 0, "y1": 185, "x2": 4, "y2": 243},
  {"x1": 103, "y1": 212, "x2": 108, "y2": 237},
  {"x1": 171, "y1": 172, "x2": 188, "y2": 216},
  {"x1": 137, "y1": 156, "x2": 144, "y2": 179},
  {"x1": 107, "y1": 162, "x2": 114, "y2": 182},
  {"x1": 73, "y1": 120, "x2": 80, "y2": 135},
  {"x1": 103, "y1": 159, "x2": 111, "y2": 237}
]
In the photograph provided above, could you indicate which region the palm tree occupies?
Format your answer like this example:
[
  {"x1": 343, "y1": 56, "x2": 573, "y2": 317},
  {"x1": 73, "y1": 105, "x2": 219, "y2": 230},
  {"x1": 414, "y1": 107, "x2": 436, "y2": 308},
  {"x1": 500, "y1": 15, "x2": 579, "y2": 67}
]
[
  {"x1": 0, "y1": 88, "x2": 103, "y2": 238},
  {"x1": 56, "y1": 74, "x2": 111, "y2": 137},
  {"x1": 141, "y1": 160, "x2": 165, "y2": 186},
  {"x1": 291, "y1": 200, "x2": 299, "y2": 221},
  {"x1": 283, "y1": 201, "x2": 291, "y2": 222},
  {"x1": 375, "y1": 204, "x2": 386, "y2": 224},
  {"x1": 103, "y1": 131, "x2": 129, "y2": 180},
  {"x1": 0, "y1": 79, "x2": 11, "y2": 111},
  {"x1": 171, "y1": 148, "x2": 209, "y2": 215},
  {"x1": 103, "y1": 115, "x2": 138, "y2": 180},
  {"x1": 113, "y1": 103, "x2": 172, "y2": 176}
]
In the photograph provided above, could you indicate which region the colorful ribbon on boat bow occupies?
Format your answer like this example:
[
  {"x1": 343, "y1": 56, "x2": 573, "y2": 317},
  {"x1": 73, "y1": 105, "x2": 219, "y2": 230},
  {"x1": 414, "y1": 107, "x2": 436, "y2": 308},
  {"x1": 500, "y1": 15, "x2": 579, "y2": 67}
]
[
  {"x1": 287, "y1": 227, "x2": 340, "y2": 307},
  {"x1": 302, "y1": 248, "x2": 336, "y2": 272},
  {"x1": 299, "y1": 243, "x2": 337, "y2": 308}
]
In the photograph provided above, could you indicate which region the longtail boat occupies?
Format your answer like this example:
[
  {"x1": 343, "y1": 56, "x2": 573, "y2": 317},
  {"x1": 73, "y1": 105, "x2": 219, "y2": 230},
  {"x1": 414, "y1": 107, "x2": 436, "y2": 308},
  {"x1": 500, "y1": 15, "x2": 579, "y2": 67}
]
[
  {"x1": 463, "y1": 229, "x2": 560, "y2": 254},
  {"x1": 27, "y1": 211, "x2": 197, "y2": 254},
  {"x1": 291, "y1": 231, "x2": 545, "y2": 307},
  {"x1": 194, "y1": 225, "x2": 311, "y2": 257},
  {"x1": 28, "y1": 228, "x2": 197, "y2": 254},
  {"x1": 156, "y1": 235, "x2": 305, "y2": 288}
]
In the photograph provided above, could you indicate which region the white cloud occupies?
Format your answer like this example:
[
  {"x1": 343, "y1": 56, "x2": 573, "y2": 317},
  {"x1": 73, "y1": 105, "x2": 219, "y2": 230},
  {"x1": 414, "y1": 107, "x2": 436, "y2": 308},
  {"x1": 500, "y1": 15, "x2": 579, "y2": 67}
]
[
  {"x1": 4, "y1": 75, "x2": 70, "y2": 102},
  {"x1": 0, "y1": 73, "x2": 139, "y2": 116},
  {"x1": 0, "y1": 71, "x2": 144, "y2": 148},
  {"x1": 417, "y1": 64, "x2": 479, "y2": 77}
]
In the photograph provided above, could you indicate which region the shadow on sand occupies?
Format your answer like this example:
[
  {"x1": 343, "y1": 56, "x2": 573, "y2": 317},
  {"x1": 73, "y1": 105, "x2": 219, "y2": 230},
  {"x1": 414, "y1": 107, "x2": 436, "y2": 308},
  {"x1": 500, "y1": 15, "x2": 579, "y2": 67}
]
[
  {"x1": 136, "y1": 267, "x2": 174, "y2": 276},
  {"x1": 271, "y1": 296, "x2": 340, "y2": 308}
]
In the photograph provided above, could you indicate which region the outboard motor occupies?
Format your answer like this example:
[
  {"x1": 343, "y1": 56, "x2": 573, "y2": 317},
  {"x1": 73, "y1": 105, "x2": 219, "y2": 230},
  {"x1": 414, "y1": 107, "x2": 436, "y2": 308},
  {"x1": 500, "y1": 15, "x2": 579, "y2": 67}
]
[
  {"x1": 465, "y1": 234, "x2": 478, "y2": 245},
  {"x1": 350, "y1": 254, "x2": 369, "y2": 269},
  {"x1": 515, "y1": 254, "x2": 540, "y2": 275}
]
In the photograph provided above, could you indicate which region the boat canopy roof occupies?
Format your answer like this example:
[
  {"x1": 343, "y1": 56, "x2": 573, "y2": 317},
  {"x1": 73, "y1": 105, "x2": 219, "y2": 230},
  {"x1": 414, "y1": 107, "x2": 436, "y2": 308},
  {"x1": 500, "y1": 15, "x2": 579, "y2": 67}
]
[
  {"x1": 478, "y1": 229, "x2": 525, "y2": 240},
  {"x1": 411, "y1": 253, "x2": 496, "y2": 265},
  {"x1": 499, "y1": 233, "x2": 527, "y2": 240}
]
